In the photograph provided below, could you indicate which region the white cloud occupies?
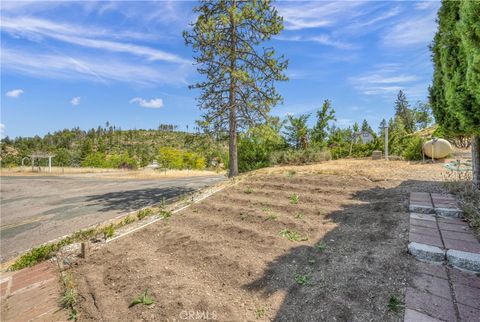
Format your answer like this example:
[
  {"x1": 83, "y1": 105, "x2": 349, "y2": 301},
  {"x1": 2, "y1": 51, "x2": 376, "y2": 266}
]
[
  {"x1": 2, "y1": 48, "x2": 188, "y2": 85},
  {"x1": 276, "y1": 34, "x2": 355, "y2": 50},
  {"x1": 1, "y1": 16, "x2": 189, "y2": 65},
  {"x1": 6, "y1": 89, "x2": 24, "y2": 98},
  {"x1": 130, "y1": 97, "x2": 164, "y2": 109},
  {"x1": 414, "y1": 1, "x2": 440, "y2": 10},
  {"x1": 278, "y1": 1, "x2": 367, "y2": 30},
  {"x1": 71, "y1": 96, "x2": 81, "y2": 106},
  {"x1": 382, "y1": 7, "x2": 439, "y2": 47},
  {"x1": 350, "y1": 64, "x2": 424, "y2": 98}
]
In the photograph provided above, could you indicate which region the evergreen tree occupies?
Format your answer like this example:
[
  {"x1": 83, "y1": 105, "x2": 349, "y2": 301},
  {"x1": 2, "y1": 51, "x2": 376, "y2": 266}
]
[
  {"x1": 430, "y1": 0, "x2": 480, "y2": 187},
  {"x1": 311, "y1": 99, "x2": 336, "y2": 148},
  {"x1": 394, "y1": 90, "x2": 415, "y2": 133},
  {"x1": 413, "y1": 101, "x2": 433, "y2": 130},
  {"x1": 378, "y1": 118, "x2": 387, "y2": 136},
  {"x1": 283, "y1": 114, "x2": 310, "y2": 150},
  {"x1": 184, "y1": 0, "x2": 288, "y2": 177},
  {"x1": 361, "y1": 119, "x2": 373, "y2": 134}
]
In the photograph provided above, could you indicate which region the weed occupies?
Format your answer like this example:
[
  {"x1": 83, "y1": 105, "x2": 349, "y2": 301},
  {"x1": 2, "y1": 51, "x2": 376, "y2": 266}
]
[
  {"x1": 244, "y1": 187, "x2": 254, "y2": 194},
  {"x1": 61, "y1": 273, "x2": 78, "y2": 321},
  {"x1": 308, "y1": 258, "x2": 316, "y2": 265},
  {"x1": 137, "y1": 208, "x2": 154, "y2": 220},
  {"x1": 261, "y1": 207, "x2": 270, "y2": 212},
  {"x1": 240, "y1": 213, "x2": 247, "y2": 221},
  {"x1": 387, "y1": 295, "x2": 404, "y2": 312},
  {"x1": 443, "y1": 170, "x2": 480, "y2": 235},
  {"x1": 315, "y1": 240, "x2": 327, "y2": 252},
  {"x1": 267, "y1": 213, "x2": 278, "y2": 220},
  {"x1": 159, "y1": 210, "x2": 172, "y2": 220},
  {"x1": 160, "y1": 197, "x2": 167, "y2": 209},
  {"x1": 11, "y1": 241, "x2": 67, "y2": 270},
  {"x1": 70, "y1": 228, "x2": 97, "y2": 241},
  {"x1": 294, "y1": 274, "x2": 309, "y2": 285},
  {"x1": 290, "y1": 193, "x2": 299, "y2": 205},
  {"x1": 129, "y1": 289, "x2": 155, "y2": 307},
  {"x1": 279, "y1": 229, "x2": 308, "y2": 242},
  {"x1": 102, "y1": 224, "x2": 115, "y2": 239},
  {"x1": 122, "y1": 215, "x2": 135, "y2": 226},
  {"x1": 255, "y1": 306, "x2": 267, "y2": 319},
  {"x1": 294, "y1": 212, "x2": 304, "y2": 219}
]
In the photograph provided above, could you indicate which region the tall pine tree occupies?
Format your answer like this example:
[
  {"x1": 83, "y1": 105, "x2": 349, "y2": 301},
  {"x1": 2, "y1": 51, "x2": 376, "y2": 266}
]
[
  {"x1": 184, "y1": 0, "x2": 288, "y2": 177},
  {"x1": 394, "y1": 90, "x2": 415, "y2": 133},
  {"x1": 430, "y1": 0, "x2": 480, "y2": 188},
  {"x1": 311, "y1": 99, "x2": 336, "y2": 148}
]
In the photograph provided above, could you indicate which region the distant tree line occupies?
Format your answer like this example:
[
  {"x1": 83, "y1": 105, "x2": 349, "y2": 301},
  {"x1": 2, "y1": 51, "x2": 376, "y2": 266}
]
[{"x1": 0, "y1": 125, "x2": 225, "y2": 170}]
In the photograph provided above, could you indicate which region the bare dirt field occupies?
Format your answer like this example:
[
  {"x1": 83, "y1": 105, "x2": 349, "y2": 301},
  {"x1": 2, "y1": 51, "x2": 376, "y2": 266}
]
[
  {"x1": 71, "y1": 160, "x2": 449, "y2": 321},
  {"x1": 0, "y1": 174, "x2": 225, "y2": 262}
]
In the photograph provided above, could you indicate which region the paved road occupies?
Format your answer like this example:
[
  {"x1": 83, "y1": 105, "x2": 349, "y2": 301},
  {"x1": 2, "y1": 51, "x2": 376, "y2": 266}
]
[{"x1": 0, "y1": 175, "x2": 225, "y2": 262}]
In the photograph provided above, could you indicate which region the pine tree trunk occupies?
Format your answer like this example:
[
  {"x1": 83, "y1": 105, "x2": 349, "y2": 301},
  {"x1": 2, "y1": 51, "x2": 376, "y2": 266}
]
[
  {"x1": 228, "y1": 99, "x2": 238, "y2": 177},
  {"x1": 228, "y1": 0, "x2": 238, "y2": 178},
  {"x1": 472, "y1": 135, "x2": 480, "y2": 189}
]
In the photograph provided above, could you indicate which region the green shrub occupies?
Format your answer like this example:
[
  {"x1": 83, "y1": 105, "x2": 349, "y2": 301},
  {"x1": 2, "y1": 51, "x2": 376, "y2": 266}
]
[
  {"x1": 137, "y1": 208, "x2": 154, "y2": 220},
  {"x1": 402, "y1": 135, "x2": 424, "y2": 160},
  {"x1": 102, "y1": 224, "x2": 115, "y2": 238},
  {"x1": 238, "y1": 123, "x2": 286, "y2": 172}
]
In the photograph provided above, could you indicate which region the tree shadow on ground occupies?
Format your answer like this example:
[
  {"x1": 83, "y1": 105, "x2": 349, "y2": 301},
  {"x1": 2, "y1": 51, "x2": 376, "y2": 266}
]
[
  {"x1": 245, "y1": 179, "x2": 443, "y2": 322},
  {"x1": 83, "y1": 186, "x2": 196, "y2": 212}
]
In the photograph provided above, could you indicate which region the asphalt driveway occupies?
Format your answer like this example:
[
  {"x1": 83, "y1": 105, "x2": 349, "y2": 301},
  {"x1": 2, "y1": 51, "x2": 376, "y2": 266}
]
[{"x1": 0, "y1": 175, "x2": 225, "y2": 262}]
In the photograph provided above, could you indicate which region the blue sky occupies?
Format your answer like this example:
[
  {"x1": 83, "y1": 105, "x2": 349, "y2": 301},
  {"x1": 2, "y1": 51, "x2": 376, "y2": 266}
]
[{"x1": 0, "y1": 0, "x2": 440, "y2": 138}]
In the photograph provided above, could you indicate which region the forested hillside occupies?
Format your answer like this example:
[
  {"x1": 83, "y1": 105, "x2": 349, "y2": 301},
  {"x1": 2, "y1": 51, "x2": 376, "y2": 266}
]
[{"x1": 0, "y1": 124, "x2": 227, "y2": 170}]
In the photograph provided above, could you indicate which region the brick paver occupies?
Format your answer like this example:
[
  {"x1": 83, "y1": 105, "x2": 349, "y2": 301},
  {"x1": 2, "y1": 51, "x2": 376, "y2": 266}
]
[
  {"x1": 0, "y1": 260, "x2": 67, "y2": 321},
  {"x1": 405, "y1": 287, "x2": 457, "y2": 321},
  {"x1": 406, "y1": 192, "x2": 480, "y2": 322}
]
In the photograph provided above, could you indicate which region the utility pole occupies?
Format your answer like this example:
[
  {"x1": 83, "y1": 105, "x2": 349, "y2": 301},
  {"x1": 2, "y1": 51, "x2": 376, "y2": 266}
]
[{"x1": 384, "y1": 126, "x2": 389, "y2": 161}]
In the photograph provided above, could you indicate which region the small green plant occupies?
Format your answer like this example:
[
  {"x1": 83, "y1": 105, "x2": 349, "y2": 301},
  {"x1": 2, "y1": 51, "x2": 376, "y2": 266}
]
[
  {"x1": 129, "y1": 289, "x2": 155, "y2": 307},
  {"x1": 294, "y1": 274, "x2": 309, "y2": 285},
  {"x1": 255, "y1": 306, "x2": 267, "y2": 319},
  {"x1": 308, "y1": 258, "x2": 316, "y2": 265},
  {"x1": 267, "y1": 213, "x2": 278, "y2": 220},
  {"x1": 61, "y1": 273, "x2": 78, "y2": 321},
  {"x1": 279, "y1": 229, "x2": 308, "y2": 242},
  {"x1": 159, "y1": 210, "x2": 172, "y2": 220},
  {"x1": 70, "y1": 228, "x2": 97, "y2": 241},
  {"x1": 387, "y1": 295, "x2": 404, "y2": 312},
  {"x1": 137, "y1": 208, "x2": 154, "y2": 220},
  {"x1": 244, "y1": 187, "x2": 254, "y2": 194},
  {"x1": 261, "y1": 207, "x2": 270, "y2": 212},
  {"x1": 11, "y1": 242, "x2": 67, "y2": 270},
  {"x1": 102, "y1": 224, "x2": 115, "y2": 239},
  {"x1": 286, "y1": 170, "x2": 296, "y2": 177},
  {"x1": 122, "y1": 215, "x2": 135, "y2": 226},
  {"x1": 315, "y1": 240, "x2": 327, "y2": 252},
  {"x1": 293, "y1": 212, "x2": 304, "y2": 219},
  {"x1": 290, "y1": 193, "x2": 299, "y2": 204},
  {"x1": 240, "y1": 212, "x2": 247, "y2": 221}
]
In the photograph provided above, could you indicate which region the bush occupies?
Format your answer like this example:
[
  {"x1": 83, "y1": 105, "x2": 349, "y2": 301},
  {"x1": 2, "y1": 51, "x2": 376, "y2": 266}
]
[
  {"x1": 402, "y1": 135, "x2": 424, "y2": 161},
  {"x1": 238, "y1": 123, "x2": 286, "y2": 172},
  {"x1": 157, "y1": 147, "x2": 206, "y2": 170},
  {"x1": 81, "y1": 152, "x2": 138, "y2": 169}
]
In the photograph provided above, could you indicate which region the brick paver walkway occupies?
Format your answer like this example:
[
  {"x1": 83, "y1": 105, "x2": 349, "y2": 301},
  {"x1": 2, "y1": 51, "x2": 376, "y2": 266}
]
[
  {"x1": 406, "y1": 192, "x2": 480, "y2": 322},
  {"x1": 0, "y1": 261, "x2": 67, "y2": 321}
]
